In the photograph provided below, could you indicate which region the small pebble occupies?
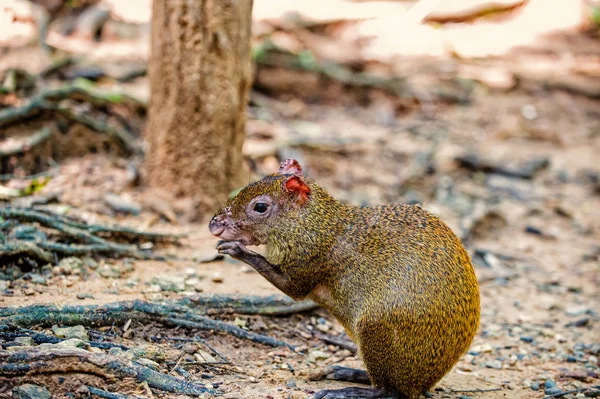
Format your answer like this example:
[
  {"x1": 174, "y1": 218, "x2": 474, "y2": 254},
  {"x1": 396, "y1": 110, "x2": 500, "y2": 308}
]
[
  {"x1": 13, "y1": 384, "x2": 51, "y2": 399},
  {"x1": 286, "y1": 379, "x2": 297, "y2": 388},
  {"x1": 530, "y1": 381, "x2": 540, "y2": 391},
  {"x1": 139, "y1": 242, "x2": 153, "y2": 250},
  {"x1": 485, "y1": 360, "x2": 502, "y2": 370},
  {"x1": 521, "y1": 104, "x2": 537, "y2": 120},
  {"x1": 307, "y1": 350, "x2": 330, "y2": 363},
  {"x1": 185, "y1": 277, "x2": 201, "y2": 287},
  {"x1": 84, "y1": 257, "x2": 98, "y2": 269},
  {"x1": 211, "y1": 273, "x2": 224, "y2": 283},
  {"x1": 29, "y1": 273, "x2": 46, "y2": 285},
  {"x1": 525, "y1": 225, "x2": 544, "y2": 236},
  {"x1": 145, "y1": 284, "x2": 162, "y2": 293},
  {"x1": 520, "y1": 336, "x2": 534, "y2": 343},
  {"x1": 566, "y1": 306, "x2": 590, "y2": 317},
  {"x1": 153, "y1": 275, "x2": 185, "y2": 292},
  {"x1": 52, "y1": 325, "x2": 89, "y2": 341},
  {"x1": 469, "y1": 344, "x2": 493, "y2": 355},
  {"x1": 566, "y1": 317, "x2": 590, "y2": 328},
  {"x1": 98, "y1": 266, "x2": 123, "y2": 279},
  {"x1": 544, "y1": 379, "x2": 556, "y2": 389},
  {"x1": 59, "y1": 257, "x2": 84, "y2": 272}
]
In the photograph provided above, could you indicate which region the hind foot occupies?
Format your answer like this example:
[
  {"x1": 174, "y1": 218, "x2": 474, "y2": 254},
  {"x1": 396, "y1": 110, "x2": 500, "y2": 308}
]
[
  {"x1": 323, "y1": 366, "x2": 371, "y2": 385},
  {"x1": 313, "y1": 387, "x2": 400, "y2": 399}
]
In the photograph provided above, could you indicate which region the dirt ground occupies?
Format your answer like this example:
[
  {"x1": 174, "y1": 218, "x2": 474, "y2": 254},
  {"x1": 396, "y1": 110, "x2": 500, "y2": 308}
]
[{"x1": 1, "y1": 1, "x2": 599, "y2": 398}]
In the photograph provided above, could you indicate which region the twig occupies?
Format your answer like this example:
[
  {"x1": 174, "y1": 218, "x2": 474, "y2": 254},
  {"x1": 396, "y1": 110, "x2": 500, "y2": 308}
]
[
  {"x1": 157, "y1": 336, "x2": 230, "y2": 364},
  {"x1": 161, "y1": 316, "x2": 295, "y2": 349},
  {"x1": 541, "y1": 386, "x2": 600, "y2": 399},
  {"x1": 0, "y1": 127, "x2": 54, "y2": 159},
  {"x1": 0, "y1": 347, "x2": 213, "y2": 396},
  {"x1": 87, "y1": 386, "x2": 144, "y2": 399},
  {"x1": 455, "y1": 154, "x2": 550, "y2": 179}
]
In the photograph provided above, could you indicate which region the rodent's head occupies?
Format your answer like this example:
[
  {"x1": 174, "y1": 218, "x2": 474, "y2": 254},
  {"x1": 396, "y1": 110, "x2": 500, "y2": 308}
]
[{"x1": 208, "y1": 159, "x2": 312, "y2": 246}]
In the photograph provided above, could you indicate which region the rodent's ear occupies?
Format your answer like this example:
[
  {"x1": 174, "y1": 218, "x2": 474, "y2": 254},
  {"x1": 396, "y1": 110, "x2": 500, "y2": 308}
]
[
  {"x1": 283, "y1": 175, "x2": 311, "y2": 205},
  {"x1": 279, "y1": 159, "x2": 303, "y2": 175}
]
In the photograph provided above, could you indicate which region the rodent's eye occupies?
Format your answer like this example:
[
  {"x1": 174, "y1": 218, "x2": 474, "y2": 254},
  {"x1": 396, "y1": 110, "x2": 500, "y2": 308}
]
[{"x1": 253, "y1": 202, "x2": 269, "y2": 214}]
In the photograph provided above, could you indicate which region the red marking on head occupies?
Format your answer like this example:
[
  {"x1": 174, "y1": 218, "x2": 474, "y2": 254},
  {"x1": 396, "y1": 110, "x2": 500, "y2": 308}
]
[
  {"x1": 279, "y1": 159, "x2": 303, "y2": 175},
  {"x1": 283, "y1": 175, "x2": 311, "y2": 205}
]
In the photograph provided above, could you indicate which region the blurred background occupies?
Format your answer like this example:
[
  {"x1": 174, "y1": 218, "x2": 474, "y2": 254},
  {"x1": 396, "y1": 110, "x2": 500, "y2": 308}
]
[{"x1": 0, "y1": 0, "x2": 599, "y2": 398}]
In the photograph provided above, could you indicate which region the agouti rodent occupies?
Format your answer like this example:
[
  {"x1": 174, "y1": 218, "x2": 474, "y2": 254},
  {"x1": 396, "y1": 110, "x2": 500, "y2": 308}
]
[{"x1": 209, "y1": 159, "x2": 480, "y2": 399}]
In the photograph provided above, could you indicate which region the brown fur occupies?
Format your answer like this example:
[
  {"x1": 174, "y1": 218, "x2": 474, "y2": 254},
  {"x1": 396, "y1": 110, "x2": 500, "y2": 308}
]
[{"x1": 212, "y1": 170, "x2": 481, "y2": 398}]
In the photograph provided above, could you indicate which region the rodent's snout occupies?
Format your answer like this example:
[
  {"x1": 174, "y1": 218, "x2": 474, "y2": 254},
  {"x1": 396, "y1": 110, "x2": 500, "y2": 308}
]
[{"x1": 208, "y1": 216, "x2": 225, "y2": 237}]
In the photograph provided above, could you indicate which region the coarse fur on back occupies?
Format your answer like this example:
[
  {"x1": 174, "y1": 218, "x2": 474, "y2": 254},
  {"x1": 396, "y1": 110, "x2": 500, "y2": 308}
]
[{"x1": 209, "y1": 159, "x2": 480, "y2": 398}]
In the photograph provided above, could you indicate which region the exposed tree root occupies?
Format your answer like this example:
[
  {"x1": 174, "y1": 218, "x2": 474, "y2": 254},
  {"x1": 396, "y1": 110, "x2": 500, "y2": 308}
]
[
  {"x1": 255, "y1": 50, "x2": 412, "y2": 99},
  {"x1": 0, "y1": 239, "x2": 54, "y2": 264},
  {"x1": 424, "y1": 0, "x2": 527, "y2": 24},
  {"x1": 0, "y1": 327, "x2": 129, "y2": 351},
  {"x1": 0, "y1": 347, "x2": 214, "y2": 396},
  {"x1": 0, "y1": 127, "x2": 54, "y2": 159},
  {"x1": 0, "y1": 207, "x2": 180, "y2": 263},
  {"x1": 0, "y1": 295, "x2": 317, "y2": 349},
  {"x1": 0, "y1": 80, "x2": 144, "y2": 155},
  {"x1": 180, "y1": 293, "x2": 319, "y2": 316}
]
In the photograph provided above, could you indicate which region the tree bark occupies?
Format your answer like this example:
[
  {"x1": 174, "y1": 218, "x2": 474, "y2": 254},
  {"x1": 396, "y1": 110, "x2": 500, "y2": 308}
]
[{"x1": 147, "y1": 0, "x2": 253, "y2": 218}]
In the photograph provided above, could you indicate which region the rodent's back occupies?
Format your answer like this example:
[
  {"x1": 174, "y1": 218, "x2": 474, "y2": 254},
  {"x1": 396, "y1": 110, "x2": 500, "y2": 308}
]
[{"x1": 322, "y1": 203, "x2": 480, "y2": 397}]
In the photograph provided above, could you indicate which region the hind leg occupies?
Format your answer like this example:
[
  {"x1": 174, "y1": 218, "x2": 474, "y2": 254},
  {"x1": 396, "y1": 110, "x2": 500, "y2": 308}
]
[
  {"x1": 312, "y1": 343, "x2": 403, "y2": 398},
  {"x1": 319, "y1": 366, "x2": 371, "y2": 385}
]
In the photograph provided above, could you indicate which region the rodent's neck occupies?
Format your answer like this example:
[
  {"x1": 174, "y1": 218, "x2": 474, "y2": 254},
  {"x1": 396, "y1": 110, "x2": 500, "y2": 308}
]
[{"x1": 266, "y1": 183, "x2": 347, "y2": 265}]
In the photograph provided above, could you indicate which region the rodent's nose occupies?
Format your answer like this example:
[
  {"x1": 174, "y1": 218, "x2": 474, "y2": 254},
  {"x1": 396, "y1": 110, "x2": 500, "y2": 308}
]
[{"x1": 209, "y1": 217, "x2": 225, "y2": 237}]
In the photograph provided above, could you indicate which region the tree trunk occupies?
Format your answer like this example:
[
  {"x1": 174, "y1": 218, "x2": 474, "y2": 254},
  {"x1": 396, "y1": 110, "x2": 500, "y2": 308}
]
[{"x1": 147, "y1": 0, "x2": 253, "y2": 219}]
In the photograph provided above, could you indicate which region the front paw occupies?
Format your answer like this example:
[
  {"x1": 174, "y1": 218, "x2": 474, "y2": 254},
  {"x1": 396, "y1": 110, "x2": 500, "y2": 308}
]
[{"x1": 217, "y1": 240, "x2": 254, "y2": 259}]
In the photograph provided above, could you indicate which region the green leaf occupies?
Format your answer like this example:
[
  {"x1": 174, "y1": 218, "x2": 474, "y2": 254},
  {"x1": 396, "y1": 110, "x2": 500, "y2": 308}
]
[
  {"x1": 298, "y1": 50, "x2": 317, "y2": 70},
  {"x1": 21, "y1": 178, "x2": 50, "y2": 196}
]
